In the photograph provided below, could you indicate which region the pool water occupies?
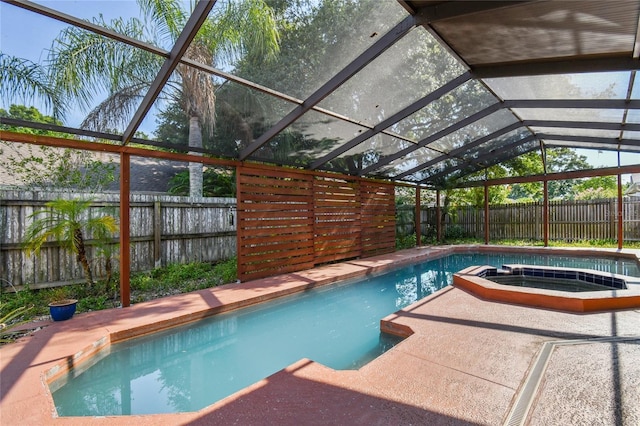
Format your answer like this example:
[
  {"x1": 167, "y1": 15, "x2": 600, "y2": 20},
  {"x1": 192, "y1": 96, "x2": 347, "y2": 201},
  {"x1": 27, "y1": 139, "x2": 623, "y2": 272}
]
[{"x1": 52, "y1": 252, "x2": 639, "y2": 416}]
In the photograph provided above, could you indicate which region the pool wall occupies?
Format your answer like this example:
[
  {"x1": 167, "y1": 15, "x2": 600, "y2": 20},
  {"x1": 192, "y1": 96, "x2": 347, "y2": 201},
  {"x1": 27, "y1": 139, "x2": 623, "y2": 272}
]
[{"x1": 453, "y1": 264, "x2": 640, "y2": 312}]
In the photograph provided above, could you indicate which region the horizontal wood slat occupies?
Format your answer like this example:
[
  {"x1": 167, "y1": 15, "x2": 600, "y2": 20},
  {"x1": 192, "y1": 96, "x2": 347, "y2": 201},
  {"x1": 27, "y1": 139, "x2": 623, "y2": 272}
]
[
  {"x1": 237, "y1": 168, "x2": 397, "y2": 282},
  {"x1": 237, "y1": 166, "x2": 315, "y2": 281},
  {"x1": 361, "y1": 181, "x2": 396, "y2": 257},
  {"x1": 313, "y1": 176, "x2": 361, "y2": 265}
]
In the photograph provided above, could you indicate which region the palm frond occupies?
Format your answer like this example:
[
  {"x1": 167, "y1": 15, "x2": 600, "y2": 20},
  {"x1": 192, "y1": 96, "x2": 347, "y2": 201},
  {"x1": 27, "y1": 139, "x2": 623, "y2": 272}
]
[
  {"x1": 46, "y1": 16, "x2": 162, "y2": 127},
  {"x1": 0, "y1": 305, "x2": 34, "y2": 344},
  {"x1": 172, "y1": 0, "x2": 279, "y2": 133},
  {"x1": 81, "y1": 82, "x2": 153, "y2": 131},
  {"x1": 137, "y1": 0, "x2": 187, "y2": 42},
  {"x1": 0, "y1": 53, "x2": 66, "y2": 118},
  {"x1": 203, "y1": 0, "x2": 280, "y2": 66}
]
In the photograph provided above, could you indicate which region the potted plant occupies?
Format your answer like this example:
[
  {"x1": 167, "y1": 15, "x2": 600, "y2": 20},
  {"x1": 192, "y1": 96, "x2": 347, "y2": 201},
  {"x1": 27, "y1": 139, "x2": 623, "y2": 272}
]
[
  {"x1": 22, "y1": 198, "x2": 119, "y2": 320},
  {"x1": 47, "y1": 299, "x2": 78, "y2": 321}
]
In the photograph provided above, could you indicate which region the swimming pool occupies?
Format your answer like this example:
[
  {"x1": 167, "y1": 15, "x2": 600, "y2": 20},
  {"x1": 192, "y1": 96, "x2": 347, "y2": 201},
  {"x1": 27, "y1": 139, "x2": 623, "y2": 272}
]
[{"x1": 51, "y1": 252, "x2": 640, "y2": 416}]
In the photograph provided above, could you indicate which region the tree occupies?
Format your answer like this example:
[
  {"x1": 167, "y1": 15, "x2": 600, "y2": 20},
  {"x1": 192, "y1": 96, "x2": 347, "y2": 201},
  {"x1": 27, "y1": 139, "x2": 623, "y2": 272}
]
[
  {"x1": 47, "y1": 0, "x2": 280, "y2": 197},
  {"x1": 22, "y1": 199, "x2": 119, "y2": 286},
  {"x1": 0, "y1": 53, "x2": 65, "y2": 118},
  {"x1": 231, "y1": 0, "x2": 438, "y2": 172},
  {"x1": 168, "y1": 168, "x2": 235, "y2": 197},
  {"x1": 546, "y1": 148, "x2": 591, "y2": 199},
  {"x1": 573, "y1": 176, "x2": 618, "y2": 200}
]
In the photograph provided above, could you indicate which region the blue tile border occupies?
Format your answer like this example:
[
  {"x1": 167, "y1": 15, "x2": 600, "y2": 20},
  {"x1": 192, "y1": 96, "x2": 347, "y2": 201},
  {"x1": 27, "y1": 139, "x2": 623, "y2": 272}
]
[{"x1": 485, "y1": 264, "x2": 633, "y2": 290}]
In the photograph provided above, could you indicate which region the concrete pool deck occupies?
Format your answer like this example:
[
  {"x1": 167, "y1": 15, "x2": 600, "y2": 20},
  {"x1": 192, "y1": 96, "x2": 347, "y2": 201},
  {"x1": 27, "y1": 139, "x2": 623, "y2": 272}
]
[{"x1": 1, "y1": 245, "x2": 639, "y2": 425}]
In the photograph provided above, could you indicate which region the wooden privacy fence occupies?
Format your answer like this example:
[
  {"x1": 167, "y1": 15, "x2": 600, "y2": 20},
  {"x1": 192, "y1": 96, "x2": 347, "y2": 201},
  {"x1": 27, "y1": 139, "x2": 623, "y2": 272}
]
[
  {"x1": 0, "y1": 190, "x2": 236, "y2": 289},
  {"x1": 398, "y1": 198, "x2": 640, "y2": 241},
  {"x1": 237, "y1": 166, "x2": 396, "y2": 282}
]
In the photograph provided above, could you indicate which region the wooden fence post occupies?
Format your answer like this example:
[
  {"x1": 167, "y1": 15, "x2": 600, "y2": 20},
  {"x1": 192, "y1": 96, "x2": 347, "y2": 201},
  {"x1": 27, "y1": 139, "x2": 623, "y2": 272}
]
[
  {"x1": 543, "y1": 179, "x2": 549, "y2": 247},
  {"x1": 484, "y1": 183, "x2": 489, "y2": 245},
  {"x1": 436, "y1": 190, "x2": 442, "y2": 242},
  {"x1": 119, "y1": 152, "x2": 131, "y2": 308},
  {"x1": 154, "y1": 200, "x2": 162, "y2": 268},
  {"x1": 618, "y1": 174, "x2": 623, "y2": 249},
  {"x1": 415, "y1": 187, "x2": 421, "y2": 246}
]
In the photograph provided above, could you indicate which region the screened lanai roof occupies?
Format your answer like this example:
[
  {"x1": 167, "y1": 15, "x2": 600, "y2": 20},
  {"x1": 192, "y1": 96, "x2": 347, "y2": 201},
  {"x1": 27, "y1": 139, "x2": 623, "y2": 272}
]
[{"x1": 2, "y1": 0, "x2": 640, "y2": 189}]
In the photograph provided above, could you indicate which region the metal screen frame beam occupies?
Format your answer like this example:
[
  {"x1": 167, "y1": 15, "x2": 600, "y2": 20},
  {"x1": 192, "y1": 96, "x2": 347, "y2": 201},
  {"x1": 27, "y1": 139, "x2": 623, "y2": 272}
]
[
  {"x1": 457, "y1": 164, "x2": 640, "y2": 188},
  {"x1": 119, "y1": 152, "x2": 131, "y2": 307},
  {"x1": 538, "y1": 133, "x2": 640, "y2": 147},
  {"x1": 484, "y1": 182, "x2": 489, "y2": 245},
  {"x1": 422, "y1": 137, "x2": 538, "y2": 184},
  {"x1": 505, "y1": 99, "x2": 640, "y2": 109},
  {"x1": 523, "y1": 120, "x2": 640, "y2": 132},
  {"x1": 469, "y1": 139, "x2": 539, "y2": 169},
  {"x1": 415, "y1": 1, "x2": 532, "y2": 23},
  {"x1": 310, "y1": 72, "x2": 473, "y2": 169},
  {"x1": 8, "y1": 0, "x2": 420, "y2": 124},
  {"x1": 121, "y1": 0, "x2": 215, "y2": 143},
  {"x1": 6, "y1": 0, "x2": 216, "y2": 144},
  {"x1": 3, "y1": 0, "x2": 168, "y2": 56},
  {"x1": 359, "y1": 101, "x2": 504, "y2": 175},
  {"x1": 419, "y1": 135, "x2": 537, "y2": 184},
  {"x1": 441, "y1": 143, "x2": 541, "y2": 184},
  {"x1": 617, "y1": 173, "x2": 624, "y2": 249},
  {"x1": 0, "y1": 117, "x2": 124, "y2": 142},
  {"x1": 240, "y1": 15, "x2": 418, "y2": 160},
  {"x1": 361, "y1": 98, "x2": 640, "y2": 177},
  {"x1": 474, "y1": 55, "x2": 640, "y2": 78},
  {"x1": 393, "y1": 121, "x2": 525, "y2": 179},
  {"x1": 543, "y1": 180, "x2": 549, "y2": 246}
]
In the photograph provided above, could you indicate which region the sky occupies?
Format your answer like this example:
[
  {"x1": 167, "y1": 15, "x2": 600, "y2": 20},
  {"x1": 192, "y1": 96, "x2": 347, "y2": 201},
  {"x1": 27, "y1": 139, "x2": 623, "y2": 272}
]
[
  {"x1": 1, "y1": 0, "x2": 148, "y2": 128},
  {"x1": 1, "y1": 0, "x2": 638, "y2": 179}
]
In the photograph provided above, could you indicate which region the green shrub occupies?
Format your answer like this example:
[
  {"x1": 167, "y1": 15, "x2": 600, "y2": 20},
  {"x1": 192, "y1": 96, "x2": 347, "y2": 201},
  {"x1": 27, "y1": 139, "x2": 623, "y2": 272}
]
[
  {"x1": 396, "y1": 234, "x2": 416, "y2": 250},
  {"x1": 212, "y1": 258, "x2": 237, "y2": 284},
  {"x1": 444, "y1": 224, "x2": 467, "y2": 240}
]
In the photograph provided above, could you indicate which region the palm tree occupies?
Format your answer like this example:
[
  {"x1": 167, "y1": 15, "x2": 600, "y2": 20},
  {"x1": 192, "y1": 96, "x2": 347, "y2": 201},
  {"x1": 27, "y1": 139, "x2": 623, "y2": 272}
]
[
  {"x1": 23, "y1": 199, "x2": 119, "y2": 286},
  {"x1": 0, "y1": 53, "x2": 65, "y2": 118},
  {"x1": 47, "y1": 0, "x2": 280, "y2": 197}
]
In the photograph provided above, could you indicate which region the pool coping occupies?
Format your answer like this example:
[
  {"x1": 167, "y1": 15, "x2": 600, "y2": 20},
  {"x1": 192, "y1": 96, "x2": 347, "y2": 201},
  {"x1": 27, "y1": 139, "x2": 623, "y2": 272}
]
[
  {"x1": 451, "y1": 264, "x2": 640, "y2": 313},
  {"x1": 2, "y1": 244, "x2": 639, "y2": 425}
]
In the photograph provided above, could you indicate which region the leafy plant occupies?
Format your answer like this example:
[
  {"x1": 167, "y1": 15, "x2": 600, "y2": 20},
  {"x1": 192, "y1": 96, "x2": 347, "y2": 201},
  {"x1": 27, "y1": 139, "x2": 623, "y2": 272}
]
[
  {"x1": 130, "y1": 258, "x2": 237, "y2": 300},
  {"x1": 22, "y1": 199, "x2": 118, "y2": 287},
  {"x1": 396, "y1": 234, "x2": 416, "y2": 250},
  {"x1": 212, "y1": 257, "x2": 237, "y2": 284},
  {"x1": 444, "y1": 224, "x2": 468, "y2": 240},
  {"x1": 0, "y1": 304, "x2": 33, "y2": 344},
  {"x1": 0, "y1": 54, "x2": 64, "y2": 117},
  {"x1": 0, "y1": 258, "x2": 238, "y2": 335},
  {"x1": 168, "y1": 169, "x2": 236, "y2": 197}
]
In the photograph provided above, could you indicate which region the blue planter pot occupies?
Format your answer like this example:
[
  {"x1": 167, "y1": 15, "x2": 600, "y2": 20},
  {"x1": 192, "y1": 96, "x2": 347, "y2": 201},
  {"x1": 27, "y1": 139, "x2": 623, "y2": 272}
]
[{"x1": 49, "y1": 299, "x2": 77, "y2": 321}]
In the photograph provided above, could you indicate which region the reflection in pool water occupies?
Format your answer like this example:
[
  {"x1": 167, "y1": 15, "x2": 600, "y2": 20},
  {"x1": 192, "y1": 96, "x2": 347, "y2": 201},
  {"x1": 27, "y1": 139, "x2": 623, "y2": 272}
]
[{"x1": 52, "y1": 252, "x2": 639, "y2": 416}]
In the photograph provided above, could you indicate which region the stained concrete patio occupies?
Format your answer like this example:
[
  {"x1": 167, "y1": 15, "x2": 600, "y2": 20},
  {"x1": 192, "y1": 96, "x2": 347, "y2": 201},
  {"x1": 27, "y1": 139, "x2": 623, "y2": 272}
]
[{"x1": 1, "y1": 246, "x2": 639, "y2": 425}]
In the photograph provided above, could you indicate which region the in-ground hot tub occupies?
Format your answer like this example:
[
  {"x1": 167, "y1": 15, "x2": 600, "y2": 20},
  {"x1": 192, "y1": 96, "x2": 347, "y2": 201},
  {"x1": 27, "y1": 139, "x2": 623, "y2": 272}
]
[{"x1": 454, "y1": 264, "x2": 640, "y2": 312}]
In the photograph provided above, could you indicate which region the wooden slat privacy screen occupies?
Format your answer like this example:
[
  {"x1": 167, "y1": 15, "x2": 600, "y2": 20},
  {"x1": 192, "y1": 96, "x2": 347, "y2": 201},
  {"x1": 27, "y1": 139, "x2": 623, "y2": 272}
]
[
  {"x1": 360, "y1": 181, "x2": 396, "y2": 257},
  {"x1": 237, "y1": 167, "x2": 315, "y2": 281},
  {"x1": 313, "y1": 176, "x2": 361, "y2": 265},
  {"x1": 237, "y1": 166, "x2": 395, "y2": 281}
]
